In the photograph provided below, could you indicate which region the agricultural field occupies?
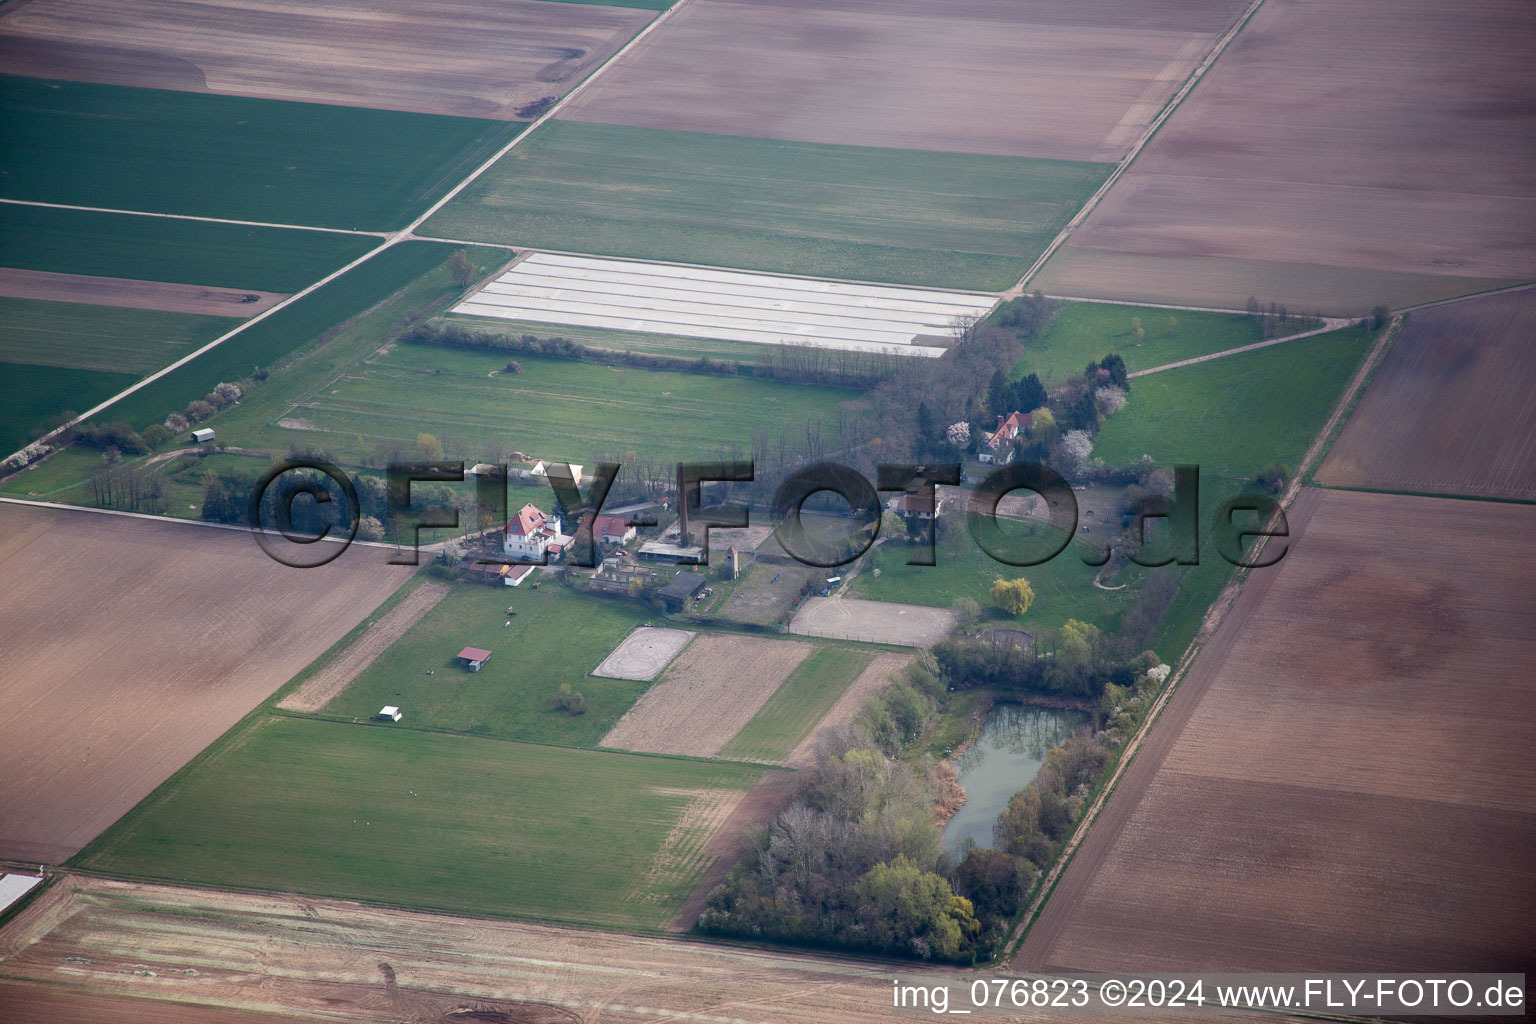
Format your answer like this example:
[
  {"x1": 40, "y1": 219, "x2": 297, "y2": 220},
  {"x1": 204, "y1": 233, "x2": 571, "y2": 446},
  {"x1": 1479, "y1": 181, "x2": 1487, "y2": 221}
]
[
  {"x1": 454, "y1": 253, "x2": 996, "y2": 357},
  {"x1": 0, "y1": 75, "x2": 522, "y2": 228},
  {"x1": 561, "y1": 0, "x2": 1248, "y2": 162},
  {"x1": 1316, "y1": 289, "x2": 1536, "y2": 501},
  {"x1": 322, "y1": 582, "x2": 648, "y2": 748},
  {"x1": 0, "y1": 0, "x2": 654, "y2": 120},
  {"x1": 0, "y1": 204, "x2": 378, "y2": 292},
  {"x1": 0, "y1": 269, "x2": 286, "y2": 317},
  {"x1": 77, "y1": 715, "x2": 766, "y2": 931},
  {"x1": 419, "y1": 120, "x2": 1112, "y2": 290},
  {"x1": 0, "y1": 296, "x2": 237, "y2": 374},
  {"x1": 601, "y1": 635, "x2": 815, "y2": 758},
  {"x1": 1035, "y1": 0, "x2": 1536, "y2": 313},
  {"x1": 100, "y1": 241, "x2": 459, "y2": 433},
  {"x1": 0, "y1": 503, "x2": 414, "y2": 864},
  {"x1": 851, "y1": 527, "x2": 1145, "y2": 635},
  {"x1": 1091, "y1": 326, "x2": 1374, "y2": 487},
  {"x1": 1016, "y1": 488, "x2": 1536, "y2": 974},
  {"x1": 1011, "y1": 301, "x2": 1268, "y2": 383},
  {"x1": 0, "y1": 363, "x2": 136, "y2": 457},
  {"x1": 265, "y1": 340, "x2": 868, "y2": 467},
  {"x1": 277, "y1": 582, "x2": 451, "y2": 714},
  {"x1": 718, "y1": 645, "x2": 876, "y2": 764},
  {"x1": 0, "y1": 876, "x2": 989, "y2": 1024}
]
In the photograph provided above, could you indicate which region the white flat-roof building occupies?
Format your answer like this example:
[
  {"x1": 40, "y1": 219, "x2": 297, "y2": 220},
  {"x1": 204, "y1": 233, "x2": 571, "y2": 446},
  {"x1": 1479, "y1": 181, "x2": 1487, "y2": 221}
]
[{"x1": 378, "y1": 706, "x2": 402, "y2": 722}]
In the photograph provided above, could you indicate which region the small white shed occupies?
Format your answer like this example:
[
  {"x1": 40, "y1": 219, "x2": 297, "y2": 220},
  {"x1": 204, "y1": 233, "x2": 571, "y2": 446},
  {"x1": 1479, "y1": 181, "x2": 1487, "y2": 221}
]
[
  {"x1": 192, "y1": 428, "x2": 216, "y2": 443},
  {"x1": 378, "y1": 705, "x2": 402, "y2": 722}
]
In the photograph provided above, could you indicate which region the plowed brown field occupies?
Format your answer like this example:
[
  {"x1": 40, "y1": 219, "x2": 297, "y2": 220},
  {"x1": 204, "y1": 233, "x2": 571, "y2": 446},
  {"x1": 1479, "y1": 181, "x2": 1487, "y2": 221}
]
[
  {"x1": 0, "y1": 0, "x2": 653, "y2": 119},
  {"x1": 0, "y1": 504, "x2": 413, "y2": 863},
  {"x1": 1015, "y1": 488, "x2": 1536, "y2": 974}
]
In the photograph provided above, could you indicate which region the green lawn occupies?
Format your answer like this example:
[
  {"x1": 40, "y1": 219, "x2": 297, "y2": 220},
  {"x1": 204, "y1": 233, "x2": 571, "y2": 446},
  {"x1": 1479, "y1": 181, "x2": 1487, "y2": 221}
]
[
  {"x1": 420, "y1": 120, "x2": 1111, "y2": 290},
  {"x1": 1087, "y1": 326, "x2": 1373, "y2": 664},
  {"x1": 100, "y1": 242, "x2": 459, "y2": 431},
  {"x1": 1091, "y1": 326, "x2": 1373, "y2": 485},
  {"x1": 0, "y1": 76, "x2": 522, "y2": 229},
  {"x1": 718, "y1": 645, "x2": 875, "y2": 762},
  {"x1": 0, "y1": 296, "x2": 238, "y2": 375},
  {"x1": 444, "y1": 312, "x2": 784, "y2": 365},
  {"x1": 77, "y1": 715, "x2": 763, "y2": 930},
  {"x1": 0, "y1": 362, "x2": 136, "y2": 455},
  {"x1": 1010, "y1": 302, "x2": 1267, "y2": 384},
  {"x1": 852, "y1": 526, "x2": 1146, "y2": 635},
  {"x1": 268, "y1": 340, "x2": 867, "y2": 467},
  {"x1": 324, "y1": 583, "x2": 650, "y2": 747},
  {"x1": 0, "y1": 205, "x2": 377, "y2": 292}
]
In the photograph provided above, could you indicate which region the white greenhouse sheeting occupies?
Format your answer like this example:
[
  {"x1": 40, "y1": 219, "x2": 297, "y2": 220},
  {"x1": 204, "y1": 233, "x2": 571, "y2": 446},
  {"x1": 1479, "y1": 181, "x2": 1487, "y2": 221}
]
[
  {"x1": 452, "y1": 254, "x2": 997, "y2": 358},
  {"x1": 0, "y1": 873, "x2": 41, "y2": 914}
]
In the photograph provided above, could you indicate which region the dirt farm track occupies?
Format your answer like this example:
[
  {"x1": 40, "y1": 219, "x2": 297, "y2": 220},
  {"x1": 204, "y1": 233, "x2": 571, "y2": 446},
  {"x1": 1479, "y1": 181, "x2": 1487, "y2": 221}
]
[
  {"x1": 0, "y1": 504, "x2": 413, "y2": 864},
  {"x1": 1015, "y1": 488, "x2": 1536, "y2": 975}
]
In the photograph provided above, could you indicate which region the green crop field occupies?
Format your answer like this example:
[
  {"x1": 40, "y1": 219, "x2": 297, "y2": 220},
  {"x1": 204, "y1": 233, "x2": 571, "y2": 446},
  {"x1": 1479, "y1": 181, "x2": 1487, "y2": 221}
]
[
  {"x1": 100, "y1": 242, "x2": 458, "y2": 431},
  {"x1": 322, "y1": 583, "x2": 650, "y2": 747},
  {"x1": 0, "y1": 296, "x2": 237, "y2": 375},
  {"x1": 265, "y1": 341, "x2": 867, "y2": 467},
  {"x1": 78, "y1": 715, "x2": 764, "y2": 930},
  {"x1": 0, "y1": 205, "x2": 377, "y2": 292},
  {"x1": 1, "y1": 76, "x2": 522, "y2": 229},
  {"x1": 0, "y1": 362, "x2": 136, "y2": 455},
  {"x1": 718, "y1": 645, "x2": 875, "y2": 763},
  {"x1": 1091, "y1": 327, "x2": 1373, "y2": 487},
  {"x1": 1010, "y1": 302, "x2": 1268, "y2": 384},
  {"x1": 420, "y1": 120, "x2": 1111, "y2": 290},
  {"x1": 852, "y1": 525, "x2": 1145, "y2": 635}
]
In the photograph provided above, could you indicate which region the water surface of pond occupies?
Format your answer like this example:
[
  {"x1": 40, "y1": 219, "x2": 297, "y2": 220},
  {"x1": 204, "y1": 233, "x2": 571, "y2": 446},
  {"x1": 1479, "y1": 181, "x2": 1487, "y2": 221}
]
[{"x1": 942, "y1": 703, "x2": 1086, "y2": 851}]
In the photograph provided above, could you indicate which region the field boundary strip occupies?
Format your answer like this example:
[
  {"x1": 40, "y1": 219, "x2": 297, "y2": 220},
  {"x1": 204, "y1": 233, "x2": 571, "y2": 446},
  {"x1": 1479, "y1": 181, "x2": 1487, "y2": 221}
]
[
  {"x1": 1002, "y1": 312, "x2": 1395, "y2": 962},
  {"x1": 1007, "y1": 0, "x2": 1267, "y2": 299},
  {"x1": 0, "y1": 198, "x2": 384, "y2": 237},
  {"x1": 4, "y1": 0, "x2": 699, "y2": 465}
]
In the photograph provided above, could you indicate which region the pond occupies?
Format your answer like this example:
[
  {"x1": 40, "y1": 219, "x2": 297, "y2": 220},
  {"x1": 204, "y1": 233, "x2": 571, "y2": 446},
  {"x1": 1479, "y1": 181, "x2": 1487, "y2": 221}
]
[{"x1": 942, "y1": 703, "x2": 1087, "y2": 851}]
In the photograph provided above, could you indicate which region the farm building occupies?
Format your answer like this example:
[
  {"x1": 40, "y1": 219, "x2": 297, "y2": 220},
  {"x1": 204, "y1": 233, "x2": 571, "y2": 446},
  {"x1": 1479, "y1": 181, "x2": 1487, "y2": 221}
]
[
  {"x1": 592, "y1": 514, "x2": 638, "y2": 546},
  {"x1": 658, "y1": 571, "x2": 707, "y2": 612},
  {"x1": 192, "y1": 428, "x2": 215, "y2": 443},
  {"x1": 638, "y1": 540, "x2": 705, "y2": 565},
  {"x1": 377, "y1": 706, "x2": 402, "y2": 722},
  {"x1": 457, "y1": 646, "x2": 492, "y2": 671},
  {"x1": 467, "y1": 562, "x2": 536, "y2": 587}
]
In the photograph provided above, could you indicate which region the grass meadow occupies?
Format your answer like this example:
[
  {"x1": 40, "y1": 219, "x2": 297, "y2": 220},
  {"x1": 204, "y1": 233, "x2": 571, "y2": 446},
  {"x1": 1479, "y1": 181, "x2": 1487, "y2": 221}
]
[
  {"x1": 851, "y1": 526, "x2": 1146, "y2": 635},
  {"x1": 323, "y1": 583, "x2": 651, "y2": 747},
  {"x1": 1091, "y1": 326, "x2": 1373, "y2": 485},
  {"x1": 421, "y1": 120, "x2": 1110, "y2": 290},
  {"x1": 0, "y1": 204, "x2": 378, "y2": 292},
  {"x1": 718, "y1": 645, "x2": 875, "y2": 762},
  {"x1": 77, "y1": 714, "x2": 764, "y2": 930},
  {"x1": 268, "y1": 340, "x2": 868, "y2": 467},
  {"x1": 444, "y1": 312, "x2": 784, "y2": 364},
  {"x1": 1011, "y1": 302, "x2": 1268, "y2": 384},
  {"x1": 0, "y1": 75, "x2": 522, "y2": 229}
]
